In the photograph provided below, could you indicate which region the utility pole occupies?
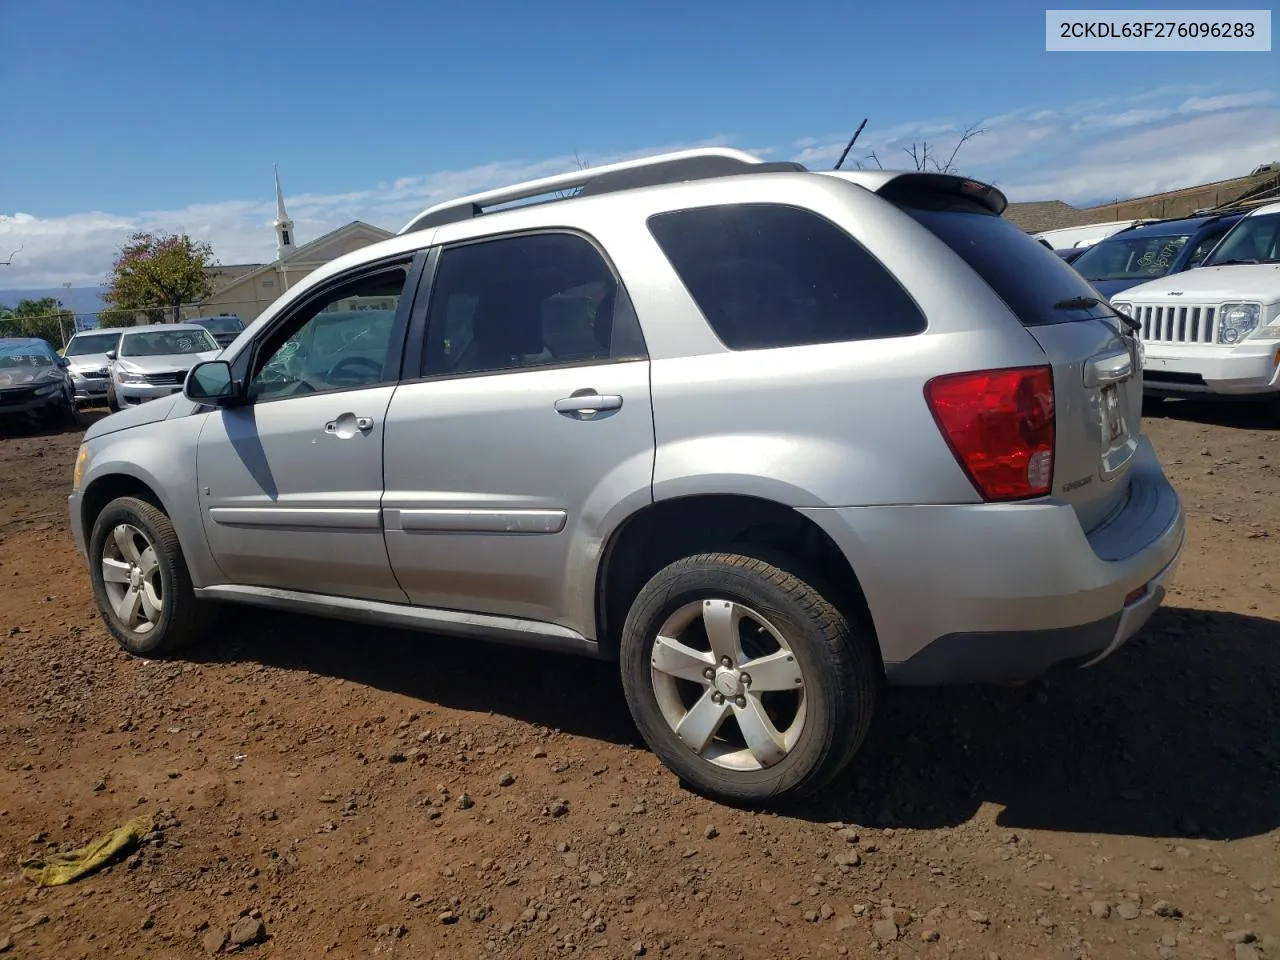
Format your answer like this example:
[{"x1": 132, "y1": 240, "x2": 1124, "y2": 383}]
[{"x1": 59, "y1": 282, "x2": 72, "y2": 347}]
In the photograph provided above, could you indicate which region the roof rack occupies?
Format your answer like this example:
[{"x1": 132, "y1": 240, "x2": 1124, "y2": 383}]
[{"x1": 399, "y1": 147, "x2": 805, "y2": 234}]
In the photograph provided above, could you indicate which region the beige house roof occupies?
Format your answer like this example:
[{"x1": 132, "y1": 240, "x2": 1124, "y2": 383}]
[
  {"x1": 193, "y1": 220, "x2": 394, "y2": 323},
  {"x1": 1005, "y1": 166, "x2": 1280, "y2": 234}
]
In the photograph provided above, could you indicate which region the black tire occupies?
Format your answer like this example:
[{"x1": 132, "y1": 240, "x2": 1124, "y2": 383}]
[
  {"x1": 619, "y1": 551, "x2": 880, "y2": 807},
  {"x1": 107, "y1": 383, "x2": 121, "y2": 412},
  {"x1": 88, "y1": 496, "x2": 213, "y2": 657},
  {"x1": 1142, "y1": 395, "x2": 1166, "y2": 417}
]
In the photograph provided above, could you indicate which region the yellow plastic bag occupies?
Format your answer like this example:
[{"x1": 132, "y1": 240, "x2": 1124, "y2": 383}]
[{"x1": 18, "y1": 815, "x2": 153, "y2": 887}]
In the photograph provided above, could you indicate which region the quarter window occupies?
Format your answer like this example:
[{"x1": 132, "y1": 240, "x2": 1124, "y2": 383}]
[
  {"x1": 647, "y1": 203, "x2": 926, "y2": 350},
  {"x1": 249, "y1": 264, "x2": 410, "y2": 400},
  {"x1": 421, "y1": 232, "x2": 643, "y2": 377}
]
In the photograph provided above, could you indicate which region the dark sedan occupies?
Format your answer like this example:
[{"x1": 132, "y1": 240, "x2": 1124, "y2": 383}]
[
  {"x1": 189, "y1": 315, "x2": 244, "y2": 349},
  {"x1": 0, "y1": 337, "x2": 78, "y2": 426}
]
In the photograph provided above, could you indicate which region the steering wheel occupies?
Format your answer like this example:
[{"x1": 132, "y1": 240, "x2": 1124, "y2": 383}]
[{"x1": 327, "y1": 355, "x2": 383, "y2": 387}]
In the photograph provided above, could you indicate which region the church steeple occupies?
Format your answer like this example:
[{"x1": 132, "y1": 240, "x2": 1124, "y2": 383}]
[{"x1": 273, "y1": 165, "x2": 295, "y2": 259}]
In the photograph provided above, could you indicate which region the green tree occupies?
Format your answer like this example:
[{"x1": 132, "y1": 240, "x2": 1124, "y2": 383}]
[
  {"x1": 103, "y1": 231, "x2": 216, "y2": 324},
  {"x1": 0, "y1": 297, "x2": 74, "y2": 347}
]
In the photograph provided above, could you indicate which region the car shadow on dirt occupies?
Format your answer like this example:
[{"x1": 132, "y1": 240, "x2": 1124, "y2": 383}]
[
  {"x1": 0, "y1": 406, "x2": 108, "y2": 440},
  {"x1": 800, "y1": 604, "x2": 1280, "y2": 841},
  {"x1": 193, "y1": 602, "x2": 1279, "y2": 841},
  {"x1": 1146, "y1": 397, "x2": 1280, "y2": 430}
]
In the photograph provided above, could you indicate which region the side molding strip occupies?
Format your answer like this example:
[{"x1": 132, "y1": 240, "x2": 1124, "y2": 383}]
[{"x1": 194, "y1": 583, "x2": 600, "y2": 658}]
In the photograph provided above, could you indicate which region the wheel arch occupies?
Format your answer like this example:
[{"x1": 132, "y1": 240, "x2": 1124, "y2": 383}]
[{"x1": 594, "y1": 493, "x2": 878, "y2": 665}]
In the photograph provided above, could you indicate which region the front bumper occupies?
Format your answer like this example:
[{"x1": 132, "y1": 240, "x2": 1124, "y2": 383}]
[
  {"x1": 0, "y1": 389, "x2": 66, "y2": 417},
  {"x1": 68, "y1": 488, "x2": 88, "y2": 564},
  {"x1": 72, "y1": 377, "x2": 111, "y2": 404},
  {"x1": 115, "y1": 381, "x2": 185, "y2": 405},
  {"x1": 800, "y1": 436, "x2": 1185, "y2": 685},
  {"x1": 1142, "y1": 341, "x2": 1280, "y2": 397}
]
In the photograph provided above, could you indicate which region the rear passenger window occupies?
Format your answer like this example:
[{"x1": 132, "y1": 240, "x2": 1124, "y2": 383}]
[
  {"x1": 647, "y1": 203, "x2": 926, "y2": 350},
  {"x1": 421, "y1": 232, "x2": 645, "y2": 377}
]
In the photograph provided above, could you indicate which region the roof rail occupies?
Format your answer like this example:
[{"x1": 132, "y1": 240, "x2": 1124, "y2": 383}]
[{"x1": 399, "y1": 147, "x2": 790, "y2": 234}]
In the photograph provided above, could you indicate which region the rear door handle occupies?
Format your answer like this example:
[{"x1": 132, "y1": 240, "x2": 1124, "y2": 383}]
[
  {"x1": 324, "y1": 413, "x2": 375, "y2": 436},
  {"x1": 554, "y1": 393, "x2": 623, "y2": 416}
]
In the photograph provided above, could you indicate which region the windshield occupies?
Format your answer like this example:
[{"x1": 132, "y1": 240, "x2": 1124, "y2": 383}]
[
  {"x1": 1071, "y1": 232, "x2": 1191, "y2": 281},
  {"x1": 1203, "y1": 212, "x2": 1280, "y2": 265},
  {"x1": 194, "y1": 317, "x2": 243, "y2": 334},
  {"x1": 0, "y1": 342, "x2": 55, "y2": 368},
  {"x1": 64, "y1": 332, "x2": 121, "y2": 356},
  {"x1": 119, "y1": 328, "x2": 218, "y2": 357}
]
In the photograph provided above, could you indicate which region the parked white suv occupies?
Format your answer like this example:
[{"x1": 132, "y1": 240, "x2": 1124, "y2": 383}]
[{"x1": 1111, "y1": 201, "x2": 1280, "y2": 409}]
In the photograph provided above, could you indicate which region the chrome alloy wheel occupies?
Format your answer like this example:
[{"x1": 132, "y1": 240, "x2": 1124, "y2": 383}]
[
  {"x1": 649, "y1": 599, "x2": 806, "y2": 771},
  {"x1": 100, "y1": 523, "x2": 163, "y2": 634}
]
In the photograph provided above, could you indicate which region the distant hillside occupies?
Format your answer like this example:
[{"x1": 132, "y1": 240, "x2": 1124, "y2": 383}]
[{"x1": 0, "y1": 287, "x2": 107, "y2": 329}]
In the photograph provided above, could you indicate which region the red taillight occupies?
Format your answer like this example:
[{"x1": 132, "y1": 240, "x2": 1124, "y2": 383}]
[{"x1": 924, "y1": 365, "x2": 1055, "y2": 501}]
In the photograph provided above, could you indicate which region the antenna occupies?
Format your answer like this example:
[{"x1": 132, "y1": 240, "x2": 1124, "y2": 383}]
[{"x1": 834, "y1": 119, "x2": 868, "y2": 171}]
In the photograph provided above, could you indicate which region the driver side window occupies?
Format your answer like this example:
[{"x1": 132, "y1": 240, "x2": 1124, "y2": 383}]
[{"x1": 250, "y1": 264, "x2": 410, "y2": 400}]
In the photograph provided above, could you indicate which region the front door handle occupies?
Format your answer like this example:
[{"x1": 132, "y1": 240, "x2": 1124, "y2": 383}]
[
  {"x1": 324, "y1": 413, "x2": 375, "y2": 437},
  {"x1": 554, "y1": 393, "x2": 623, "y2": 415}
]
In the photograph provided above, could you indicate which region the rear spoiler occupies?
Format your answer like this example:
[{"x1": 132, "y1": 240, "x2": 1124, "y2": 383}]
[{"x1": 819, "y1": 170, "x2": 1008, "y2": 216}]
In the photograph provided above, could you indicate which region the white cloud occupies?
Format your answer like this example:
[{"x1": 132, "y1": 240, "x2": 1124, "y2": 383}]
[{"x1": 2, "y1": 86, "x2": 1278, "y2": 292}]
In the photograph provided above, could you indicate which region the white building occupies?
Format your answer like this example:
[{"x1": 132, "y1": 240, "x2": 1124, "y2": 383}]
[{"x1": 192, "y1": 169, "x2": 393, "y2": 324}]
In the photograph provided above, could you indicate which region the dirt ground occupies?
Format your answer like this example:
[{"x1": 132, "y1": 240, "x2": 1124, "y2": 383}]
[{"x1": 0, "y1": 403, "x2": 1277, "y2": 960}]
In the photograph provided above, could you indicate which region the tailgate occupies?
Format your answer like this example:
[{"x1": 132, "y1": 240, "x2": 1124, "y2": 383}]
[{"x1": 886, "y1": 180, "x2": 1142, "y2": 531}]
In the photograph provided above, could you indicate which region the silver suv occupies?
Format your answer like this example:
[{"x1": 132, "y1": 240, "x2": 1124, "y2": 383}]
[{"x1": 68, "y1": 148, "x2": 1185, "y2": 805}]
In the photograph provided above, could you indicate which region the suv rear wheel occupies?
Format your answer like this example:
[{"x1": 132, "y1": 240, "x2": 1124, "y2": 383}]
[
  {"x1": 619, "y1": 552, "x2": 879, "y2": 806},
  {"x1": 88, "y1": 496, "x2": 213, "y2": 656}
]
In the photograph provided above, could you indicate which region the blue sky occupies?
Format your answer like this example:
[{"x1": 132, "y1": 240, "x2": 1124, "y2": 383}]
[{"x1": 1, "y1": 0, "x2": 1277, "y2": 288}]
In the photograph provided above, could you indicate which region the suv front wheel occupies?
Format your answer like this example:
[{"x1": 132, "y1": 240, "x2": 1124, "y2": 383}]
[
  {"x1": 88, "y1": 496, "x2": 213, "y2": 656},
  {"x1": 620, "y1": 552, "x2": 879, "y2": 806}
]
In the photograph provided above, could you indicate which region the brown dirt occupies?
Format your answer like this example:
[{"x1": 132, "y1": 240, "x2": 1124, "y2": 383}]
[{"x1": 0, "y1": 403, "x2": 1277, "y2": 960}]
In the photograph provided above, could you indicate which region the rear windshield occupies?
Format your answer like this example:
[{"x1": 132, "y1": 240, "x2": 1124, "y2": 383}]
[
  {"x1": 195, "y1": 317, "x2": 243, "y2": 334},
  {"x1": 897, "y1": 203, "x2": 1118, "y2": 326}
]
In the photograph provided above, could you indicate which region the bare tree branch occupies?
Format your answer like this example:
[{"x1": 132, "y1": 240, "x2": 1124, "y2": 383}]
[{"x1": 0, "y1": 242, "x2": 21, "y2": 266}]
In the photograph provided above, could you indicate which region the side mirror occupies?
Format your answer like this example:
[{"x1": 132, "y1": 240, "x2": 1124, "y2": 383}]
[
  {"x1": 184, "y1": 360, "x2": 241, "y2": 406},
  {"x1": 57, "y1": 356, "x2": 70, "y2": 368},
  {"x1": 105, "y1": 349, "x2": 117, "y2": 361}
]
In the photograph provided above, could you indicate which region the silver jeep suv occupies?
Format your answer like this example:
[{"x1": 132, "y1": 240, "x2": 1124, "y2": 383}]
[{"x1": 68, "y1": 148, "x2": 1184, "y2": 805}]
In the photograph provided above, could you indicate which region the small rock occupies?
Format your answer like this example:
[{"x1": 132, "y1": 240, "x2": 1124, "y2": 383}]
[
  {"x1": 0, "y1": 934, "x2": 11, "y2": 954},
  {"x1": 228, "y1": 917, "x2": 266, "y2": 947},
  {"x1": 549, "y1": 800, "x2": 569, "y2": 818},
  {"x1": 883, "y1": 907, "x2": 911, "y2": 926},
  {"x1": 498, "y1": 771, "x2": 515, "y2": 787},
  {"x1": 387, "y1": 750, "x2": 406, "y2": 763},
  {"x1": 968, "y1": 910, "x2": 990, "y2": 925},
  {"x1": 873, "y1": 919, "x2": 900, "y2": 942},
  {"x1": 703, "y1": 825, "x2": 718, "y2": 840},
  {"x1": 631, "y1": 803, "x2": 646, "y2": 815},
  {"x1": 456, "y1": 793, "x2": 474, "y2": 810},
  {"x1": 819, "y1": 903, "x2": 834, "y2": 921},
  {"x1": 588, "y1": 871, "x2": 604, "y2": 887},
  {"x1": 1090, "y1": 900, "x2": 1112, "y2": 919},
  {"x1": 1153, "y1": 900, "x2": 1181, "y2": 918},
  {"x1": 1224, "y1": 931, "x2": 1257, "y2": 945},
  {"x1": 438, "y1": 911, "x2": 458, "y2": 925},
  {"x1": 202, "y1": 927, "x2": 227, "y2": 954},
  {"x1": 1234, "y1": 945, "x2": 1260, "y2": 960},
  {"x1": 803, "y1": 910, "x2": 818, "y2": 923},
  {"x1": 605, "y1": 822, "x2": 624, "y2": 837},
  {"x1": 921, "y1": 929, "x2": 940, "y2": 942},
  {"x1": 632, "y1": 941, "x2": 646, "y2": 956},
  {"x1": 1117, "y1": 901, "x2": 1141, "y2": 920}
]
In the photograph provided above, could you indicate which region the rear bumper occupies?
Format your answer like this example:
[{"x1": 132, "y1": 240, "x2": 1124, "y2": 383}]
[
  {"x1": 1142, "y1": 342, "x2": 1280, "y2": 397},
  {"x1": 800, "y1": 436, "x2": 1185, "y2": 685}
]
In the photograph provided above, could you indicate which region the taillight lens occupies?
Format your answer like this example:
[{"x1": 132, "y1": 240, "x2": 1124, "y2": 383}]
[{"x1": 924, "y1": 365, "x2": 1055, "y2": 501}]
